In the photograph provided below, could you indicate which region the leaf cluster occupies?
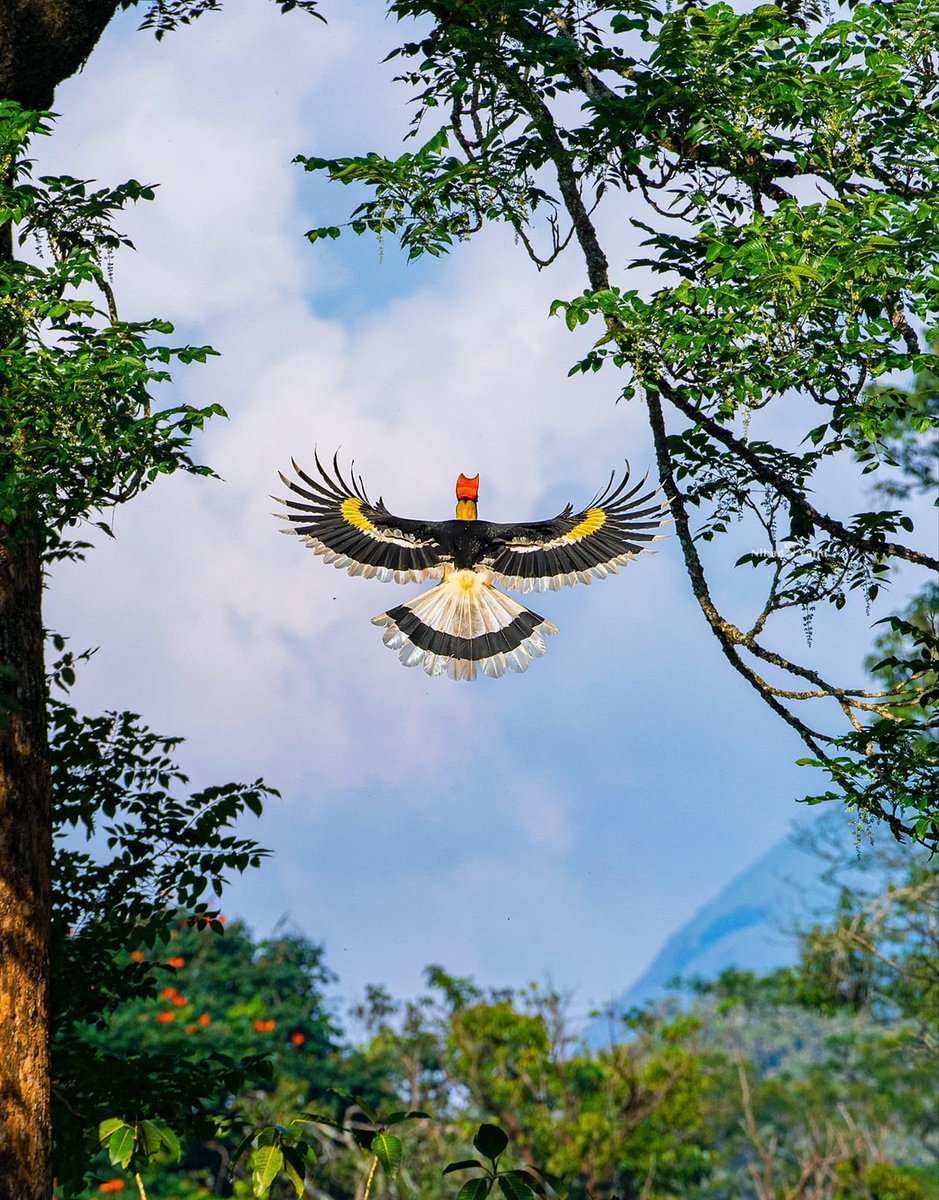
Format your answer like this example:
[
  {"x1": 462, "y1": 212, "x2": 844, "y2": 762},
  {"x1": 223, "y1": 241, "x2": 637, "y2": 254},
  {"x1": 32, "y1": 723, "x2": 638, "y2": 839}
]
[
  {"x1": 1, "y1": 104, "x2": 224, "y2": 557},
  {"x1": 130, "y1": 0, "x2": 324, "y2": 41},
  {"x1": 48, "y1": 643, "x2": 276, "y2": 1194},
  {"x1": 444, "y1": 1124, "x2": 551, "y2": 1200},
  {"x1": 297, "y1": 0, "x2": 939, "y2": 846}
]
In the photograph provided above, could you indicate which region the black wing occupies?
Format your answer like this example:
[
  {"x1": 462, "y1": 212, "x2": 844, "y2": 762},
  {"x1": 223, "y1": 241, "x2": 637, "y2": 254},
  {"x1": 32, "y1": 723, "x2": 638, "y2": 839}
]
[
  {"x1": 277, "y1": 452, "x2": 446, "y2": 584},
  {"x1": 482, "y1": 466, "x2": 667, "y2": 592}
]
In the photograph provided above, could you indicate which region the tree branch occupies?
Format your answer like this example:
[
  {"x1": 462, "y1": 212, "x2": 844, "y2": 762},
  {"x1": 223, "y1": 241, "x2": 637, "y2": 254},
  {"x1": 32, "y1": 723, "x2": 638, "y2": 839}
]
[{"x1": 657, "y1": 378, "x2": 939, "y2": 572}]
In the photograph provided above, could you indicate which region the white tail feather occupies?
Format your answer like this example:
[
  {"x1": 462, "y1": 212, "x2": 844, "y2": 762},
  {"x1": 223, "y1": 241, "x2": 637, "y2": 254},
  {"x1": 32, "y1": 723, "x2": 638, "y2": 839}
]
[{"x1": 372, "y1": 568, "x2": 558, "y2": 681}]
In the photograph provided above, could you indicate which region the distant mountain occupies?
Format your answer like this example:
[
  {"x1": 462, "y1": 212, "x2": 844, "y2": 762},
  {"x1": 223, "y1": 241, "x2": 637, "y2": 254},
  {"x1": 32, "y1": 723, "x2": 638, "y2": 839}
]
[{"x1": 586, "y1": 814, "x2": 901, "y2": 1046}]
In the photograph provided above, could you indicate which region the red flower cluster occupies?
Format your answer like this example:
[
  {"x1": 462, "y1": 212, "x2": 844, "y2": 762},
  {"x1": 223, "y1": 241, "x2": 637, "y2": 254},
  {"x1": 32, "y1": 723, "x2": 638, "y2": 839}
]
[
  {"x1": 99, "y1": 1181, "x2": 125, "y2": 1194},
  {"x1": 167, "y1": 955, "x2": 186, "y2": 969},
  {"x1": 290, "y1": 1031, "x2": 306, "y2": 1046},
  {"x1": 254, "y1": 1019, "x2": 275, "y2": 1032}
]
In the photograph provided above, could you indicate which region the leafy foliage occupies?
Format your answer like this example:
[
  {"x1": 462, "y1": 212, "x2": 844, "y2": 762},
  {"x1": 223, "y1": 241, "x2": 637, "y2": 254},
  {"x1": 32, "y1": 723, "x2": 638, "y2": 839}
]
[
  {"x1": 58, "y1": 819, "x2": 937, "y2": 1200},
  {"x1": 298, "y1": 0, "x2": 939, "y2": 846},
  {"x1": 49, "y1": 645, "x2": 277, "y2": 1195},
  {"x1": 131, "y1": 0, "x2": 324, "y2": 41},
  {"x1": 0, "y1": 104, "x2": 225, "y2": 558},
  {"x1": 98, "y1": 1117, "x2": 180, "y2": 1174}
]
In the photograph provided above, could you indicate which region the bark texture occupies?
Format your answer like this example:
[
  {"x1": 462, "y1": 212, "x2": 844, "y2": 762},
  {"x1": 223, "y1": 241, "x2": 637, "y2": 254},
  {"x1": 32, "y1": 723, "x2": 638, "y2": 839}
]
[
  {"x1": 0, "y1": 534, "x2": 51, "y2": 1200},
  {"x1": 0, "y1": 0, "x2": 122, "y2": 109},
  {"x1": 0, "y1": 2, "x2": 121, "y2": 1181}
]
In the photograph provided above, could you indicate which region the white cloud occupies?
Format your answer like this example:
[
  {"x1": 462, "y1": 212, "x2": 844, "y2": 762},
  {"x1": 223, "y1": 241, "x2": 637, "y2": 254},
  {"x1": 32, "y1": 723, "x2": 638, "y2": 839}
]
[{"x1": 38, "y1": 0, "x2": 864, "y2": 1007}]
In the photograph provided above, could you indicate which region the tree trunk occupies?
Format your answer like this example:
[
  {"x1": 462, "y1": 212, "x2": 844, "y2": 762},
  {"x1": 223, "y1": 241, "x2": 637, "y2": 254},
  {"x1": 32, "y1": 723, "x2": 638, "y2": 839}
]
[
  {"x1": 0, "y1": 0, "x2": 122, "y2": 110},
  {"x1": 0, "y1": 9, "x2": 123, "y2": 1193},
  {"x1": 0, "y1": 533, "x2": 51, "y2": 1200}
]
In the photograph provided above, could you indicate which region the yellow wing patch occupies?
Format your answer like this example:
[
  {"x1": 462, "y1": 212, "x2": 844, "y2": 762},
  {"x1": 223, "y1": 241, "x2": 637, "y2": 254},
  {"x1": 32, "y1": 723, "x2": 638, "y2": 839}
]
[
  {"x1": 341, "y1": 496, "x2": 375, "y2": 533},
  {"x1": 566, "y1": 507, "x2": 606, "y2": 542}
]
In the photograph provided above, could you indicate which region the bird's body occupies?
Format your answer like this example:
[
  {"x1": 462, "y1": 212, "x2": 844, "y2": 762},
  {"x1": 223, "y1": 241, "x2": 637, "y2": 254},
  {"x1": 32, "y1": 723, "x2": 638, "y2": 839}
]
[{"x1": 278, "y1": 454, "x2": 667, "y2": 680}]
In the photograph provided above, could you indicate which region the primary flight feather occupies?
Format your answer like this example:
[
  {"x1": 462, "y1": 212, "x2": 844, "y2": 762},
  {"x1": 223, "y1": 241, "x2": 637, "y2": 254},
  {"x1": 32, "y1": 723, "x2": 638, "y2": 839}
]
[{"x1": 278, "y1": 452, "x2": 667, "y2": 681}]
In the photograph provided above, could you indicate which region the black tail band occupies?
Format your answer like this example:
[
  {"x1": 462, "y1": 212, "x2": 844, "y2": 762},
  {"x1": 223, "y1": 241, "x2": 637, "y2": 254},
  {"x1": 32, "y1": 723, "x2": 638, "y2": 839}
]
[{"x1": 385, "y1": 605, "x2": 544, "y2": 661}]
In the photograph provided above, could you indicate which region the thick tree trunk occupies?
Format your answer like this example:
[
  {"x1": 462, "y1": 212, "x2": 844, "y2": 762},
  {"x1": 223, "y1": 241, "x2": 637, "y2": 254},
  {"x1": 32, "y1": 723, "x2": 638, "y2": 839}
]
[
  {"x1": 0, "y1": 534, "x2": 51, "y2": 1200},
  {"x1": 0, "y1": 9, "x2": 123, "y2": 1193},
  {"x1": 0, "y1": 0, "x2": 122, "y2": 110}
]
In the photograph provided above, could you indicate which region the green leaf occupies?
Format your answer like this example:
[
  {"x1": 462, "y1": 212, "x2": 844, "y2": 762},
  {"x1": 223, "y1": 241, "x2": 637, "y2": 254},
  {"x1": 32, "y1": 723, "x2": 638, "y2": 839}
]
[
  {"x1": 352, "y1": 1096, "x2": 379, "y2": 1124},
  {"x1": 444, "y1": 1160, "x2": 484, "y2": 1176},
  {"x1": 107, "y1": 1124, "x2": 137, "y2": 1168},
  {"x1": 99, "y1": 1117, "x2": 128, "y2": 1142},
  {"x1": 282, "y1": 1144, "x2": 313, "y2": 1197},
  {"x1": 528, "y1": 1166, "x2": 562, "y2": 1192},
  {"x1": 295, "y1": 1111, "x2": 347, "y2": 1132},
  {"x1": 504, "y1": 1170, "x2": 546, "y2": 1196},
  {"x1": 474, "y1": 1124, "x2": 508, "y2": 1162},
  {"x1": 138, "y1": 1119, "x2": 163, "y2": 1158},
  {"x1": 385, "y1": 1109, "x2": 431, "y2": 1125},
  {"x1": 372, "y1": 1132, "x2": 403, "y2": 1178},
  {"x1": 458, "y1": 1178, "x2": 493, "y2": 1200},
  {"x1": 252, "y1": 1144, "x2": 285, "y2": 1195},
  {"x1": 498, "y1": 1172, "x2": 539, "y2": 1200},
  {"x1": 231, "y1": 1129, "x2": 258, "y2": 1168}
]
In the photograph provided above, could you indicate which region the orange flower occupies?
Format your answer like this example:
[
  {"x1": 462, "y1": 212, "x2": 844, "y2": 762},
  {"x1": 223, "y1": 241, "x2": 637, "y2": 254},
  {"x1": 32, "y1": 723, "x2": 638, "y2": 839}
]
[
  {"x1": 185, "y1": 1024, "x2": 197, "y2": 1034},
  {"x1": 156, "y1": 1011, "x2": 175, "y2": 1024},
  {"x1": 159, "y1": 987, "x2": 177, "y2": 1001},
  {"x1": 130, "y1": 951, "x2": 145, "y2": 962},
  {"x1": 100, "y1": 1181, "x2": 124, "y2": 1193},
  {"x1": 172, "y1": 994, "x2": 187, "y2": 1007},
  {"x1": 290, "y1": 1032, "x2": 306, "y2": 1046},
  {"x1": 197, "y1": 1013, "x2": 211, "y2": 1027},
  {"x1": 167, "y1": 956, "x2": 185, "y2": 969},
  {"x1": 253, "y1": 1019, "x2": 275, "y2": 1032}
]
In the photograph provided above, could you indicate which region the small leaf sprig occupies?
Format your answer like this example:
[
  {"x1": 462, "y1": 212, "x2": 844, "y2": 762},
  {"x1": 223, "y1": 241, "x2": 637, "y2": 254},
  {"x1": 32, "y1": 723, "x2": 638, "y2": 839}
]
[
  {"x1": 232, "y1": 1093, "x2": 430, "y2": 1199},
  {"x1": 444, "y1": 1124, "x2": 553, "y2": 1200},
  {"x1": 230, "y1": 1120, "x2": 319, "y2": 1198},
  {"x1": 298, "y1": 1094, "x2": 431, "y2": 1200},
  {"x1": 97, "y1": 1117, "x2": 180, "y2": 1198}
]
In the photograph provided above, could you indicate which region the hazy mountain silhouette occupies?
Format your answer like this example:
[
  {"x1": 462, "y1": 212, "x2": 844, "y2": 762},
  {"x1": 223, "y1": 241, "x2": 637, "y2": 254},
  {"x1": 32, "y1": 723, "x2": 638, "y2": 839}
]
[{"x1": 587, "y1": 813, "x2": 902, "y2": 1045}]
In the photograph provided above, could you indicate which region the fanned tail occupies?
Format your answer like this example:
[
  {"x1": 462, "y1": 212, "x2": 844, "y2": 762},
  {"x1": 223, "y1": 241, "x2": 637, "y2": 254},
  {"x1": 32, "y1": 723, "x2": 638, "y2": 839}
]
[{"x1": 371, "y1": 568, "x2": 558, "y2": 681}]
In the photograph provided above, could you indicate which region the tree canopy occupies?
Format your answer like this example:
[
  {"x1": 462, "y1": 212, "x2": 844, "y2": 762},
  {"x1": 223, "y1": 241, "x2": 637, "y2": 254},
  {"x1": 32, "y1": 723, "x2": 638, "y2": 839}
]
[
  {"x1": 302, "y1": 0, "x2": 938, "y2": 846},
  {"x1": 60, "y1": 826, "x2": 938, "y2": 1199},
  {"x1": 0, "y1": 0, "x2": 937, "y2": 1196}
]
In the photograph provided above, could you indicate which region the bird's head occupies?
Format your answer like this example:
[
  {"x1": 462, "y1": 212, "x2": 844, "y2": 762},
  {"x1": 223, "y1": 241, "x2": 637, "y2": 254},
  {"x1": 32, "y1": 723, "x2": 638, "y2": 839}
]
[{"x1": 455, "y1": 473, "x2": 479, "y2": 520}]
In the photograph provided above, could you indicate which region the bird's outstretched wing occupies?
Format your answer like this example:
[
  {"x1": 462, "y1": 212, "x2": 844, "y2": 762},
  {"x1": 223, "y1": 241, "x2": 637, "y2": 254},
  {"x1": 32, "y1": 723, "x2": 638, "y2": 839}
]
[
  {"x1": 277, "y1": 453, "x2": 445, "y2": 584},
  {"x1": 483, "y1": 467, "x2": 668, "y2": 592}
]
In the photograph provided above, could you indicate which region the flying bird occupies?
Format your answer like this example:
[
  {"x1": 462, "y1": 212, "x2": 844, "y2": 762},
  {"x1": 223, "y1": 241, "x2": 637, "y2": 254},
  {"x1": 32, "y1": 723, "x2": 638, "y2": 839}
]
[{"x1": 278, "y1": 453, "x2": 667, "y2": 681}]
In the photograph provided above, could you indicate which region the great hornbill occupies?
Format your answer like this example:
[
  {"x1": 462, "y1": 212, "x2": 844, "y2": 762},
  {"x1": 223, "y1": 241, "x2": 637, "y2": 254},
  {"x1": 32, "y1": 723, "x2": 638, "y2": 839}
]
[{"x1": 278, "y1": 453, "x2": 667, "y2": 681}]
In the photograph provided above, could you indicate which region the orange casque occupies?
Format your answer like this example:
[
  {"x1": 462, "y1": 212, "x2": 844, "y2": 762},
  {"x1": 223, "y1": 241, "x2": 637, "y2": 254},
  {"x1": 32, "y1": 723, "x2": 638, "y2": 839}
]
[
  {"x1": 455, "y1": 473, "x2": 479, "y2": 520},
  {"x1": 455, "y1": 473, "x2": 479, "y2": 501}
]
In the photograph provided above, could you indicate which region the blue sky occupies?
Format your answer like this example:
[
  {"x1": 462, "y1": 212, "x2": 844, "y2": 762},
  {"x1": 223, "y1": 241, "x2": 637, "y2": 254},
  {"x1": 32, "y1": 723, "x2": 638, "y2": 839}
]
[{"x1": 38, "y1": 0, "x2": 915, "y2": 1021}]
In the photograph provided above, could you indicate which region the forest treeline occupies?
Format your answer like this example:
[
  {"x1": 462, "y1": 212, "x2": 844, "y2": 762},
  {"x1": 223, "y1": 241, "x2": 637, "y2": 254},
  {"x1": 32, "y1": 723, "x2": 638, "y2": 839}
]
[
  {"x1": 4, "y1": 2, "x2": 939, "y2": 1196},
  {"x1": 56, "y1": 791, "x2": 937, "y2": 1200}
]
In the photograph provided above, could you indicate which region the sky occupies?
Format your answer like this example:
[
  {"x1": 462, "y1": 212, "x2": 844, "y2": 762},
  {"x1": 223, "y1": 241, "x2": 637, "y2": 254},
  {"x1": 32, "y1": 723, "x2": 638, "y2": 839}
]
[{"x1": 35, "y1": 0, "x2": 918, "y2": 1024}]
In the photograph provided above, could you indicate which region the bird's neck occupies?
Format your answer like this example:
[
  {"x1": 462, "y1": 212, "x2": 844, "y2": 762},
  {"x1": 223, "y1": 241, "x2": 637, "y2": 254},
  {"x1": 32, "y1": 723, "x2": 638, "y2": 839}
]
[{"x1": 455, "y1": 499, "x2": 477, "y2": 521}]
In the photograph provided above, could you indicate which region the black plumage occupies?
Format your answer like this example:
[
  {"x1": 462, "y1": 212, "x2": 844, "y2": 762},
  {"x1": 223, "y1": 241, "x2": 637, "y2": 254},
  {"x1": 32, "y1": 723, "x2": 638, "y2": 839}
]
[
  {"x1": 277, "y1": 452, "x2": 668, "y2": 680},
  {"x1": 278, "y1": 453, "x2": 665, "y2": 587}
]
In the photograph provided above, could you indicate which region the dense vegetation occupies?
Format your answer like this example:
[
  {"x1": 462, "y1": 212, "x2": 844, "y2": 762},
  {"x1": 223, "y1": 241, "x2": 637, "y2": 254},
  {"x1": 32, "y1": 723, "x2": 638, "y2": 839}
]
[
  {"x1": 1, "y1": 0, "x2": 937, "y2": 1196},
  {"x1": 300, "y1": 0, "x2": 939, "y2": 845},
  {"x1": 59, "y1": 802, "x2": 937, "y2": 1200}
]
